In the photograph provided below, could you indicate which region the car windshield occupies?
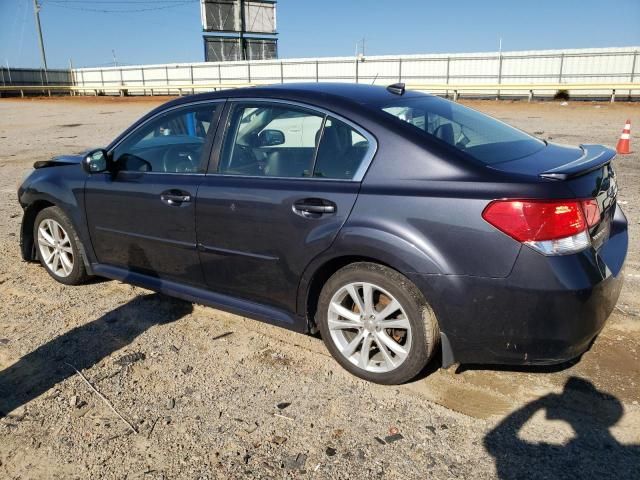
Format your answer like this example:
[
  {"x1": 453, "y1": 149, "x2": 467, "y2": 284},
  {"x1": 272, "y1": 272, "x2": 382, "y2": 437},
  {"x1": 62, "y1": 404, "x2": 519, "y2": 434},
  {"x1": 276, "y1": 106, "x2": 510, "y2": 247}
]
[{"x1": 378, "y1": 95, "x2": 545, "y2": 164}]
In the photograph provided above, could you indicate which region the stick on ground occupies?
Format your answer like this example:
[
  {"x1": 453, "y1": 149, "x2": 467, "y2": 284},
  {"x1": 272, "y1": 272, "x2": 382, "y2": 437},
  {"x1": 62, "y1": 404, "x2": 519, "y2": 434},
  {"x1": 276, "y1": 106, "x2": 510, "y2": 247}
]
[
  {"x1": 147, "y1": 416, "x2": 160, "y2": 439},
  {"x1": 65, "y1": 362, "x2": 138, "y2": 434}
]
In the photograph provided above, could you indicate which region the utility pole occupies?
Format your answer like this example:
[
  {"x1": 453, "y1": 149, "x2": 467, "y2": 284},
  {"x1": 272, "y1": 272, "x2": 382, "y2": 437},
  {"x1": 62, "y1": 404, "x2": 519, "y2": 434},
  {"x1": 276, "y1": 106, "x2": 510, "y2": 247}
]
[
  {"x1": 32, "y1": 0, "x2": 48, "y2": 80},
  {"x1": 239, "y1": 0, "x2": 247, "y2": 61},
  {"x1": 112, "y1": 49, "x2": 118, "y2": 67}
]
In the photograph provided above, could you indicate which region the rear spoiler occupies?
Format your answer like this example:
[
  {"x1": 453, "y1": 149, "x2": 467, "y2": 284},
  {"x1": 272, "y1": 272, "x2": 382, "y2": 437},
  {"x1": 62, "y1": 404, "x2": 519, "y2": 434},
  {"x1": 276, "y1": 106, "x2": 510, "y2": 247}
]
[{"x1": 539, "y1": 144, "x2": 616, "y2": 181}]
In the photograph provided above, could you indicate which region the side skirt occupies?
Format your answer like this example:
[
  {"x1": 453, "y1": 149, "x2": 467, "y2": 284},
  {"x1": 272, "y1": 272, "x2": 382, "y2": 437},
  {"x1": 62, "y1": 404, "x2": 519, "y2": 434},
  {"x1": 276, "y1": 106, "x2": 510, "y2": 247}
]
[{"x1": 92, "y1": 264, "x2": 308, "y2": 333}]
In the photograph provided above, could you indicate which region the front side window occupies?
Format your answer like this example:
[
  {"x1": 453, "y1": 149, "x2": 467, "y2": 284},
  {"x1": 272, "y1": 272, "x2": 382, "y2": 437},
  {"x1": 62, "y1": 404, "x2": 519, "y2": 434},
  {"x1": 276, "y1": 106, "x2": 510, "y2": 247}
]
[
  {"x1": 113, "y1": 104, "x2": 218, "y2": 173},
  {"x1": 219, "y1": 102, "x2": 371, "y2": 180},
  {"x1": 379, "y1": 96, "x2": 544, "y2": 164}
]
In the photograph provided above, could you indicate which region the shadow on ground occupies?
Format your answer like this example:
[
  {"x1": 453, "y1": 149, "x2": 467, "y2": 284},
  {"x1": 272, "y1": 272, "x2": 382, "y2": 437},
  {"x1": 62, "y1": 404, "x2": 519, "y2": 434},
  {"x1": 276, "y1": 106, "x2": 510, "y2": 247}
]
[
  {"x1": 484, "y1": 376, "x2": 640, "y2": 479},
  {"x1": 0, "y1": 293, "x2": 192, "y2": 418},
  {"x1": 455, "y1": 358, "x2": 581, "y2": 375}
]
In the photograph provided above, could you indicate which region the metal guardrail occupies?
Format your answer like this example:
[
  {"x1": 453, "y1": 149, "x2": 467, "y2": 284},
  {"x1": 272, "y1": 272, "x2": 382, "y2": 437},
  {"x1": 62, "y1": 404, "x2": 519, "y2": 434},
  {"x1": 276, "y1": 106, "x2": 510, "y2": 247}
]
[
  {"x1": 405, "y1": 82, "x2": 640, "y2": 101},
  {"x1": 1, "y1": 82, "x2": 638, "y2": 101},
  {"x1": 0, "y1": 83, "x2": 255, "y2": 97},
  {"x1": 72, "y1": 82, "x2": 254, "y2": 96}
]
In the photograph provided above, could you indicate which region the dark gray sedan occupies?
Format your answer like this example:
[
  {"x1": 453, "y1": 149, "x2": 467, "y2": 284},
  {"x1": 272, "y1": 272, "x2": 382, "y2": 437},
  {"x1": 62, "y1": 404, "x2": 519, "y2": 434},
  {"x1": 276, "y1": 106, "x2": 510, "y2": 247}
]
[{"x1": 18, "y1": 83, "x2": 627, "y2": 384}]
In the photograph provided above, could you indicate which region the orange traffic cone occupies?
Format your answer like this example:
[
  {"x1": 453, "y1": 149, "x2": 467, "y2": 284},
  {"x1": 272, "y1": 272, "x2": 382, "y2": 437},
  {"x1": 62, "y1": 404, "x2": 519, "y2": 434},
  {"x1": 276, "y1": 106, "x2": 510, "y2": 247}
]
[{"x1": 616, "y1": 119, "x2": 632, "y2": 154}]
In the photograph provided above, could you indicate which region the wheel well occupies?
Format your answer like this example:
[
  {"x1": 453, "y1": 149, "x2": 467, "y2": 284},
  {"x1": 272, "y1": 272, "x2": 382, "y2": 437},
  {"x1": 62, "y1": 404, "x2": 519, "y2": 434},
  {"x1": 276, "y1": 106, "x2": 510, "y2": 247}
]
[
  {"x1": 304, "y1": 256, "x2": 450, "y2": 367},
  {"x1": 21, "y1": 200, "x2": 55, "y2": 261},
  {"x1": 305, "y1": 256, "x2": 394, "y2": 330}
]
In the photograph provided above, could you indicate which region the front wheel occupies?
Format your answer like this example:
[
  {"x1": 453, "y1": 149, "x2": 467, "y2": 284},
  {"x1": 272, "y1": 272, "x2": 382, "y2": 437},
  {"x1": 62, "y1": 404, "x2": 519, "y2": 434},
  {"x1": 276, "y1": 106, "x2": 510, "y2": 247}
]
[
  {"x1": 317, "y1": 262, "x2": 439, "y2": 384},
  {"x1": 34, "y1": 206, "x2": 90, "y2": 285}
]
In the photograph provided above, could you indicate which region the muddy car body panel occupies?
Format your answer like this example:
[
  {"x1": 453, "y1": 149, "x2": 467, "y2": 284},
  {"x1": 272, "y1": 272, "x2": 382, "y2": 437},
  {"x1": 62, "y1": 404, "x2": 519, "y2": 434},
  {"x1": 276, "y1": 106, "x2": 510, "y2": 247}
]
[{"x1": 18, "y1": 83, "x2": 628, "y2": 371}]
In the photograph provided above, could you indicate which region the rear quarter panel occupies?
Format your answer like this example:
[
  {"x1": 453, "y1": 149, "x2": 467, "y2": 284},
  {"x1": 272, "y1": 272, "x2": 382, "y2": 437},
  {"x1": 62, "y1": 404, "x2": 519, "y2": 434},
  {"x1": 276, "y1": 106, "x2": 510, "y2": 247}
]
[
  {"x1": 309, "y1": 108, "x2": 585, "y2": 303},
  {"x1": 345, "y1": 125, "x2": 576, "y2": 279}
]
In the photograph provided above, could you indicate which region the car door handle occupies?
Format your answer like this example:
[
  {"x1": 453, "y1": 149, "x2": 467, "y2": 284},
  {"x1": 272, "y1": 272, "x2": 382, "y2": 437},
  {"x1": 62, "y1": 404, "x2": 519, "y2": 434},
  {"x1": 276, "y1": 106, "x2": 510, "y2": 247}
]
[
  {"x1": 298, "y1": 204, "x2": 335, "y2": 213},
  {"x1": 293, "y1": 199, "x2": 336, "y2": 216},
  {"x1": 161, "y1": 190, "x2": 191, "y2": 206}
]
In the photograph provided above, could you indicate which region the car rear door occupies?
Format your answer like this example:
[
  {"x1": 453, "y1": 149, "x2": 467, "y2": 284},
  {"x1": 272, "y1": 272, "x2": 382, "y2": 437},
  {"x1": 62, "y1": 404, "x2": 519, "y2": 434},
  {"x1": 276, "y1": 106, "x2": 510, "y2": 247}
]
[
  {"x1": 196, "y1": 100, "x2": 376, "y2": 313},
  {"x1": 85, "y1": 101, "x2": 223, "y2": 286}
]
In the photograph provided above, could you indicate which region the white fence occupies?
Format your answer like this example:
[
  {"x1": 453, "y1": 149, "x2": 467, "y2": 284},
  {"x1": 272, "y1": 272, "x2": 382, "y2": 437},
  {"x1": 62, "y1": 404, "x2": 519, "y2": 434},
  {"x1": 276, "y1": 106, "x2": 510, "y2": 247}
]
[{"x1": 4, "y1": 47, "x2": 640, "y2": 99}]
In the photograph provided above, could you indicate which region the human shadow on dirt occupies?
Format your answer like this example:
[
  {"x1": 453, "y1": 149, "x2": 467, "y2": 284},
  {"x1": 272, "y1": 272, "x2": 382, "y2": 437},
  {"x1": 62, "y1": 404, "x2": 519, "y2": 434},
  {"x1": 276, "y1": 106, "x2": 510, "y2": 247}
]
[
  {"x1": 484, "y1": 376, "x2": 640, "y2": 480},
  {"x1": 0, "y1": 293, "x2": 192, "y2": 418}
]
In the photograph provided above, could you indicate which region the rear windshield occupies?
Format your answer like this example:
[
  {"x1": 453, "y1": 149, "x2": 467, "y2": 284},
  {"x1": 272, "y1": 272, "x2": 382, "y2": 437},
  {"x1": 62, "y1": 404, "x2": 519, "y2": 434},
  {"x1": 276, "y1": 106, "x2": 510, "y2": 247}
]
[{"x1": 378, "y1": 96, "x2": 545, "y2": 164}]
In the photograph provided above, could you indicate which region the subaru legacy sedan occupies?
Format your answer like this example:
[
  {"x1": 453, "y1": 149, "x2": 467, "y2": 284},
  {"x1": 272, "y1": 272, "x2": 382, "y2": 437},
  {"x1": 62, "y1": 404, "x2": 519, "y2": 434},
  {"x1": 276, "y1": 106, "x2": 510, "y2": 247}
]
[{"x1": 18, "y1": 83, "x2": 627, "y2": 384}]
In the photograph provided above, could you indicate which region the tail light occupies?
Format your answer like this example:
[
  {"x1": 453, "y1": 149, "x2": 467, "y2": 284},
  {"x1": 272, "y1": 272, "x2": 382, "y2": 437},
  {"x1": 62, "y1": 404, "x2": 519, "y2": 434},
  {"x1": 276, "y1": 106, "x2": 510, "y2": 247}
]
[{"x1": 482, "y1": 199, "x2": 601, "y2": 255}]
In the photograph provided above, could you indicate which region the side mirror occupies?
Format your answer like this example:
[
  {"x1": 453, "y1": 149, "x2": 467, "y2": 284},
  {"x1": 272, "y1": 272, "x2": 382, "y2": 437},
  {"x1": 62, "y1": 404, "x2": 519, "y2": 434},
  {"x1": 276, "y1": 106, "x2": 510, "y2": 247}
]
[
  {"x1": 258, "y1": 129, "x2": 285, "y2": 147},
  {"x1": 82, "y1": 149, "x2": 109, "y2": 173}
]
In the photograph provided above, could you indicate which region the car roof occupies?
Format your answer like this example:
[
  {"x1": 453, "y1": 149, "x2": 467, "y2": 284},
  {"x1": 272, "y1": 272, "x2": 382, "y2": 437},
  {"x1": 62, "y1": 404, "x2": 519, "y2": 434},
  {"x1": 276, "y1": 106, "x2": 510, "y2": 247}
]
[
  {"x1": 164, "y1": 82, "x2": 426, "y2": 110},
  {"x1": 109, "y1": 83, "x2": 427, "y2": 152}
]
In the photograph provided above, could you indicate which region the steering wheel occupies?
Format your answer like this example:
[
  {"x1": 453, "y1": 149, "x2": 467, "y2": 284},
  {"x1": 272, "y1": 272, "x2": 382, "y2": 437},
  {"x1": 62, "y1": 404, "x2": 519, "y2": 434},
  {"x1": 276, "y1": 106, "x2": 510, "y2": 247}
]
[{"x1": 162, "y1": 144, "x2": 201, "y2": 173}]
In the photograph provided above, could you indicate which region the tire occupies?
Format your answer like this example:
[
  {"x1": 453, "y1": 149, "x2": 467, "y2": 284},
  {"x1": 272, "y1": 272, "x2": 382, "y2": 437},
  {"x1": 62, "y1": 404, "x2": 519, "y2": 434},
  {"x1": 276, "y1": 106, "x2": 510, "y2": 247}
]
[
  {"x1": 34, "y1": 206, "x2": 90, "y2": 285},
  {"x1": 317, "y1": 262, "x2": 439, "y2": 384}
]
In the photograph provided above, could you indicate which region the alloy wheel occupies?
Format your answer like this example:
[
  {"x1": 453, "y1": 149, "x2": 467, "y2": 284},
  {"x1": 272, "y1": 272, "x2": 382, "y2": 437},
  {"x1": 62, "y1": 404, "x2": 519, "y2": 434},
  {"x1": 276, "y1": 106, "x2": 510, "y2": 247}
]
[
  {"x1": 37, "y1": 218, "x2": 74, "y2": 278},
  {"x1": 327, "y1": 282, "x2": 412, "y2": 373}
]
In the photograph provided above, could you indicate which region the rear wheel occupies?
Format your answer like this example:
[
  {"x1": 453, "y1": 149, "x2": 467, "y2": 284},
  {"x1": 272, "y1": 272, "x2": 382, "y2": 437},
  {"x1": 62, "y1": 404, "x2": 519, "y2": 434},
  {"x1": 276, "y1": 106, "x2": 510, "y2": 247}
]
[
  {"x1": 34, "y1": 206, "x2": 89, "y2": 285},
  {"x1": 317, "y1": 262, "x2": 439, "y2": 384}
]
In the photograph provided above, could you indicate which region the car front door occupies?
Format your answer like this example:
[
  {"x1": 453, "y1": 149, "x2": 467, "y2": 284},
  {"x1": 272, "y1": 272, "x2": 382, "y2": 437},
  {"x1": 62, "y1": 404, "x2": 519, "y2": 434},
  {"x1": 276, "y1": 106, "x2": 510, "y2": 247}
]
[
  {"x1": 196, "y1": 100, "x2": 376, "y2": 313},
  {"x1": 85, "y1": 101, "x2": 223, "y2": 286}
]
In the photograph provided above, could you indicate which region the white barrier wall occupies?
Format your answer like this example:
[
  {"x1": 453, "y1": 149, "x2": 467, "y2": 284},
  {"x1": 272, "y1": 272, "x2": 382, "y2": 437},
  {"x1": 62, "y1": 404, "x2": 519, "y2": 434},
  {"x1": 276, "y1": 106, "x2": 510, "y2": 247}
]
[{"x1": 72, "y1": 46, "x2": 639, "y2": 97}]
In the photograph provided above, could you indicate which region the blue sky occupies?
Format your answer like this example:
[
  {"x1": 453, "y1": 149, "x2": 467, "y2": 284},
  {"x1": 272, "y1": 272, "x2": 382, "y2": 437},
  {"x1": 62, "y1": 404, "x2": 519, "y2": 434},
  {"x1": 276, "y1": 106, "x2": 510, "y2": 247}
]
[{"x1": 1, "y1": 0, "x2": 639, "y2": 68}]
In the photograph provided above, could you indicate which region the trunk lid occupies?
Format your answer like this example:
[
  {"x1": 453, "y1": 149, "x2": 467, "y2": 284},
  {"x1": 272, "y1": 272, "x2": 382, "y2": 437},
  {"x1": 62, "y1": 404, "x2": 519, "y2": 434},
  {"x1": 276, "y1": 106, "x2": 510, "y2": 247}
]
[
  {"x1": 538, "y1": 144, "x2": 617, "y2": 181},
  {"x1": 487, "y1": 142, "x2": 616, "y2": 180}
]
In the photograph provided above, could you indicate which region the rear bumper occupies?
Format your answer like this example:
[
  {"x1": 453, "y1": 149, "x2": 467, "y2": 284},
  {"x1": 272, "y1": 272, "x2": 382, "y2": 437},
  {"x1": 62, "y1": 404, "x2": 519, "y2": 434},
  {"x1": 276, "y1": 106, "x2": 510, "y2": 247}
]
[{"x1": 410, "y1": 205, "x2": 628, "y2": 366}]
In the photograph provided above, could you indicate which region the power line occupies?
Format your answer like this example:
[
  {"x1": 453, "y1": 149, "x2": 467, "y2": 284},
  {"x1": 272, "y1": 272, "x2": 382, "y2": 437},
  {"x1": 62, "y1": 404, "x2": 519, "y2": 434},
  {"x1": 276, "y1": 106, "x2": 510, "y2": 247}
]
[
  {"x1": 45, "y1": 0, "x2": 197, "y2": 3},
  {"x1": 45, "y1": 0, "x2": 198, "y2": 13},
  {"x1": 16, "y1": 0, "x2": 31, "y2": 62},
  {"x1": 44, "y1": 0, "x2": 197, "y2": 3},
  {"x1": 79, "y1": 59, "x2": 136, "y2": 68}
]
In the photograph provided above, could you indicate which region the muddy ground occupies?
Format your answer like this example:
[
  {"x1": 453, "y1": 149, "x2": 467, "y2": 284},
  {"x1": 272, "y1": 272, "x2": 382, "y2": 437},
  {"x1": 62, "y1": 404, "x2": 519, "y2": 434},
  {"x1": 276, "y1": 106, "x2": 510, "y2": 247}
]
[{"x1": 0, "y1": 96, "x2": 638, "y2": 479}]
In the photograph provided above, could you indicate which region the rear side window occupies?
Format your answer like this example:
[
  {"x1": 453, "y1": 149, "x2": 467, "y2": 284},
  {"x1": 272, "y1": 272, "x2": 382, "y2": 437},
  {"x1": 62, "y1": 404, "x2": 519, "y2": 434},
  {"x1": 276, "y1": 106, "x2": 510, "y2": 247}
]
[
  {"x1": 313, "y1": 117, "x2": 370, "y2": 180},
  {"x1": 380, "y1": 96, "x2": 544, "y2": 164}
]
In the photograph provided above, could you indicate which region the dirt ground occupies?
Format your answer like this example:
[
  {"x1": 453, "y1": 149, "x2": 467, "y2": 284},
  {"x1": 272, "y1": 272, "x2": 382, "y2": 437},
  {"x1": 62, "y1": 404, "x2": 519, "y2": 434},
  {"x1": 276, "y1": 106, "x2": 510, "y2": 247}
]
[{"x1": 0, "y1": 95, "x2": 639, "y2": 479}]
